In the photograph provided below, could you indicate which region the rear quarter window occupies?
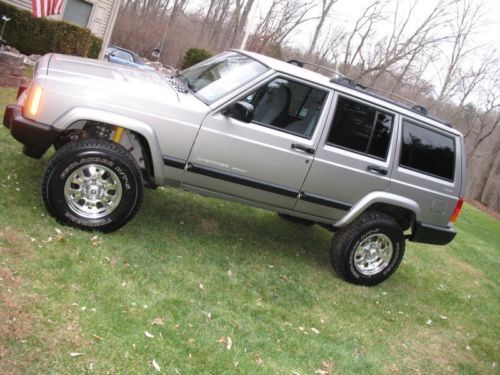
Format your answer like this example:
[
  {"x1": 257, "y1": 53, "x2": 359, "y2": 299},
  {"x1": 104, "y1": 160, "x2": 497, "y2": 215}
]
[{"x1": 400, "y1": 120, "x2": 455, "y2": 181}]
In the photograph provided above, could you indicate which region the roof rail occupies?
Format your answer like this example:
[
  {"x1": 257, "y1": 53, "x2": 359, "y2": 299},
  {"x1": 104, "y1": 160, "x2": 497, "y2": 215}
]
[
  {"x1": 286, "y1": 58, "x2": 451, "y2": 127},
  {"x1": 287, "y1": 59, "x2": 345, "y2": 79}
]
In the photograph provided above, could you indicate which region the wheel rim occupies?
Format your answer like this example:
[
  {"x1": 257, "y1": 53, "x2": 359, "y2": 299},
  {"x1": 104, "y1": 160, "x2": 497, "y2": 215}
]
[
  {"x1": 64, "y1": 164, "x2": 122, "y2": 219},
  {"x1": 353, "y1": 233, "x2": 393, "y2": 276}
]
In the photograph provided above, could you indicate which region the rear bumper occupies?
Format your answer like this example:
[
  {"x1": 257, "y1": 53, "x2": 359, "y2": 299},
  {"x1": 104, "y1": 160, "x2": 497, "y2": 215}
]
[
  {"x1": 410, "y1": 222, "x2": 456, "y2": 245},
  {"x1": 3, "y1": 104, "x2": 59, "y2": 158}
]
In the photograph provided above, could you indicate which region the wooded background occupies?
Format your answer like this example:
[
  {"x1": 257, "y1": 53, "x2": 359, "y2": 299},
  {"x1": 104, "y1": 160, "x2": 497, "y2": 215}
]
[{"x1": 111, "y1": 0, "x2": 499, "y2": 213}]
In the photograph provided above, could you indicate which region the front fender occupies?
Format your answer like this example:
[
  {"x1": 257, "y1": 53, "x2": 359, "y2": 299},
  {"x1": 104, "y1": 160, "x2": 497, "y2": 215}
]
[
  {"x1": 334, "y1": 191, "x2": 421, "y2": 228},
  {"x1": 52, "y1": 107, "x2": 164, "y2": 185}
]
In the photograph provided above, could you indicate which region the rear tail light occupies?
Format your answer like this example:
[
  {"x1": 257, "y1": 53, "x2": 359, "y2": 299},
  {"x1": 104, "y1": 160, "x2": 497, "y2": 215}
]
[
  {"x1": 449, "y1": 197, "x2": 464, "y2": 224},
  {"x1": 25, "y1": 85, "x2": 43, "y2": 117}
]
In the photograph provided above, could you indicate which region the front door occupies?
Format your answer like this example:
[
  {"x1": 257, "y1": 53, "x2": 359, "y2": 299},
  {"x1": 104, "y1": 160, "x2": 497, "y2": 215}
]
[{"x1": 182, "y1": 76, "x2": 330, "y2": 209}]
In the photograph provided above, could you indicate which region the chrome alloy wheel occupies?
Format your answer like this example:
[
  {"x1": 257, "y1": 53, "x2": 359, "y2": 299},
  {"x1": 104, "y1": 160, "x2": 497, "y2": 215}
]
[
  {"x1": 64, "y1": 164, "x2": 122, "y2": 219},
  {"x1": 353, "y1": 233, "x2": 393, "y2": 275}
]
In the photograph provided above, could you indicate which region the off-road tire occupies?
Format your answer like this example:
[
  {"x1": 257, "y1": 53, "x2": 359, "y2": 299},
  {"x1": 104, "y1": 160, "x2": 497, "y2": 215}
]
[
  {"x1": 278, "y1": 213, "x2": 315, "y2": 226},
  {"x1": 42, "y1": 139, "x2": 143, "y2": 232},
  {"x1": 331, "y1": 211, "x2": 405, "y2": 286}
]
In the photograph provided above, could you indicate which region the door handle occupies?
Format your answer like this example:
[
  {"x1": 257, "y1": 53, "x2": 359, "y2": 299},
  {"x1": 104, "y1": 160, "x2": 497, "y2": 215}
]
[
  {"x1": 367, "y1": 165, "x2": 387, "y2": 175},
  {"x1": 291, "y1": 143, "x2": 315, "y2": 155}
]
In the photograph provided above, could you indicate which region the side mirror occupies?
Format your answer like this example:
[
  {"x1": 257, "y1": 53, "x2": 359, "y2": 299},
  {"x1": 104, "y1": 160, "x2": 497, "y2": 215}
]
[{"x1": 224, "y1": 101, "x2": 254, "y2": 123}]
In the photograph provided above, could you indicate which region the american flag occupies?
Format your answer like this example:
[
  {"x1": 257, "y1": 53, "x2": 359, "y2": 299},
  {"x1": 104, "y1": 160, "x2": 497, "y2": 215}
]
[{"x1": 32, "y1": 0, "x2": 64, "y2": 18}]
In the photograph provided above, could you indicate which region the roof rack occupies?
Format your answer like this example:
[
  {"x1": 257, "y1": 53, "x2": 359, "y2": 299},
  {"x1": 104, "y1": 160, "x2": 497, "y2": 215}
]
[
  {"x1": 287, "y1": 59, "x2": 345, "y2": 80},
  {"x1": 330, "y1": 71, "x2": 452, "y2": 126},
  {"x1": 287, "y1": 58, "x2": 451, "y2": 127}
]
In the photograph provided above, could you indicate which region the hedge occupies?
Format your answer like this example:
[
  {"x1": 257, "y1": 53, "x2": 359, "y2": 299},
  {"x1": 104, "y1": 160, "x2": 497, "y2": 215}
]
[
  {"x1": 180, "y1": 48, "x2": 213, "y2": 69},
  {"x1": 0, "y1": 1, "x2": 102, "y2": 58}
]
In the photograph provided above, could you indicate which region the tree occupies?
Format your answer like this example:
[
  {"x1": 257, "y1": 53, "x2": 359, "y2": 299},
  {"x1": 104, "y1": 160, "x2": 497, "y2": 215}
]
[
  {"x1": 307, "y1": 0, "x2": 338, "y2": 56},
  {"x1": 250, "y1": 0, "x2": 317, "y2": 53}
]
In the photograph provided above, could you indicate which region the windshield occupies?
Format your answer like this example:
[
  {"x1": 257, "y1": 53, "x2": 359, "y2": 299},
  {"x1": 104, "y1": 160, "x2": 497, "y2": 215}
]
[{"x1": 180, "y1": 52, "x2": 268, "y2": 104}]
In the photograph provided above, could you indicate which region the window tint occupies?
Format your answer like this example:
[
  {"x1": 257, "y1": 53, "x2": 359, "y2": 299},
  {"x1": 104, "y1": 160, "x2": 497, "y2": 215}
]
[
  {"x1": 244, "y1": 78, "x2": 327, "y2": 138},
  {"x1": 327, "y1": 97, "x2": 393, "y2": 159},
  {"x1": 400, "y1": 121, "x2": 455, "y2": 180}
]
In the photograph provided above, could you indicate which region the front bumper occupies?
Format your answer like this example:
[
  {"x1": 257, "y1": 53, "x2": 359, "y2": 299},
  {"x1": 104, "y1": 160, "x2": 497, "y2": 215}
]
[
  {"x1": 3, "y1": 104, "x2": 59, "y2": 158},
  {"x1": 410, "y1": 222, "x2": 456, "y2": 245}
]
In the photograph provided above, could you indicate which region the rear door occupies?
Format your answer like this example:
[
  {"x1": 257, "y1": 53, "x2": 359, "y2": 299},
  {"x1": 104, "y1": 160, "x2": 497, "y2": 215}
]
[
  {"x1": 295, "y1": 93, "x2": 398, "y2": 220},
  {"x1": 182, "y1": 75, "x2": 331, "y2": 209}
]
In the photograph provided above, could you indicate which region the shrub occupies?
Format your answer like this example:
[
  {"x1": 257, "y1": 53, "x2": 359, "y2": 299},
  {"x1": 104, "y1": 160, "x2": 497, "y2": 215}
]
[
  {"x1": 180, "y1": 48, "x2": 213, "y2": 69},
  {"x1": 0, "y1": 1, "x2": 102, "y2": 58}
]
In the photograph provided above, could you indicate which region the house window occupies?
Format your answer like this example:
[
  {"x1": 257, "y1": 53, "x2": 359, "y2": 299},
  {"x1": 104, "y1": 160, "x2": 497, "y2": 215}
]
[{"x1": 63, "y1": 0, "x2": 93, "y2": 28}]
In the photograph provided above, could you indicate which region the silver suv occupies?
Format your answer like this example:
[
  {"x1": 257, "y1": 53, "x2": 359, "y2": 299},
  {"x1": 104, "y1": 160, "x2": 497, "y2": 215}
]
[{"x1": 3, "y1": 50, "x2": 466, "y2": 285}]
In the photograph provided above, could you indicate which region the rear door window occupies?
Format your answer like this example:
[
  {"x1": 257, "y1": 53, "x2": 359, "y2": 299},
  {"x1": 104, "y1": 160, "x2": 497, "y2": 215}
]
[
  {"x1": 327, "y1": 96, "x2": 394, "y2": 159},
  {"x1": 399, "y1": 120, "x2": 455, "y2": 181}
]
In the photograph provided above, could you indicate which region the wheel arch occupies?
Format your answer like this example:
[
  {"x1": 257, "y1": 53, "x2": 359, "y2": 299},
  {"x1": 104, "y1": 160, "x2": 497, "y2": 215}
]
[
  {"x1": 51, "y1": 108, "x2": 164, "y2": 186},
  {"x1": 334, "y1": 191, "x2": 420, "y2": 230}
]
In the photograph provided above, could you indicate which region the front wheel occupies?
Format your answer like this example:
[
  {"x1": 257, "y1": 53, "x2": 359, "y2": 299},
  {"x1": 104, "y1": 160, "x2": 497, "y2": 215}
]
[
  {"x1": 42, "y1": 139, "x2": 143, "y2": 232},
  {"x1": 331, "y1": 211, "x2": 405, "y2": 286}
]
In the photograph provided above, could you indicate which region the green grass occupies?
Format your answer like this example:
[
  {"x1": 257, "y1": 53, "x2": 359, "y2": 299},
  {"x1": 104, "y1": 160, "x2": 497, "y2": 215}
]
[{"x1": 0, "y1": 87, "x2": 499, "y2": 374}]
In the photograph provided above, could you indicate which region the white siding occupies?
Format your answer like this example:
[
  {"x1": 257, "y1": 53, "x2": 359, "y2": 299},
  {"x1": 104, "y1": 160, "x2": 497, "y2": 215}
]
[
  {"x1": 6, "y1": 0, "x2": 31, "y2": 11},
  {"x1": 3, "y1": 0, "x2": 116, "y2": 38}
]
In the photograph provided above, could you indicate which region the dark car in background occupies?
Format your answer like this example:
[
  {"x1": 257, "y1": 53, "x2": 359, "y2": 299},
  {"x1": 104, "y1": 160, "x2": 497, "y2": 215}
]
[{"x1": 104, "y1": 45, "x2": 155, "y2": 71}]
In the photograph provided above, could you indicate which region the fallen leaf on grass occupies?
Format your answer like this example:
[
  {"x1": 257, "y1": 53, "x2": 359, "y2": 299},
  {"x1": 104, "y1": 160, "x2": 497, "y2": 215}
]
[
  {"x1": 255, "y1": 355, "x2": 264, "y2": 365},
  {"x1": 69, "y1": 352, "x2": 83, "y2": 357},
  {"x1": 144, "y1": 331, "x2": 154, "y2": 338},
  {"x1": 319, "y1": 360, "x2": 334, "y2": 374},
  {"x1": 92, "y1": 334, "x2": 103, "y2": 341},
  {"x1": 55, "y1": 228, "x2": 64, "y2": 241},
  {"x1": 152, "y1": 359, "x2": 161, "y2": 372},
  {"x1": 216, "y1": 336, "x2": 233, "y2": 350},
  {"x1": 151, "y1": 317, "x2": 165, "y2": 326}
]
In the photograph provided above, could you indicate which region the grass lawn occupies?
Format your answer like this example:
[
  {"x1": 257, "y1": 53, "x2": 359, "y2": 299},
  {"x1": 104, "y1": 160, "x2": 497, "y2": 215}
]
[{"x1": 0, "y1": 86, "x2": 499, "y2": 374}]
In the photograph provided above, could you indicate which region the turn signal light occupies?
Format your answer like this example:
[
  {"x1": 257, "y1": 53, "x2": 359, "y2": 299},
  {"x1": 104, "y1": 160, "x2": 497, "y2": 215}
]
[
  {"x1": 449, "y1": 197, "x2": 464, "y2": 224},
  {"x1": 26, "y1": 86, "x2": 43, "y2": 117}
]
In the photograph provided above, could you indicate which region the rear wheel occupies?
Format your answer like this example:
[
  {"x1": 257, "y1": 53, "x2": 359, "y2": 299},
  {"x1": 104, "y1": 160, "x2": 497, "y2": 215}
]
[
  {"x1": 331, "y1": 211, "x2": 405, "y2": 286},
  {"x1": 42, "y1": 139, "x2": 143, "y2": 232}
]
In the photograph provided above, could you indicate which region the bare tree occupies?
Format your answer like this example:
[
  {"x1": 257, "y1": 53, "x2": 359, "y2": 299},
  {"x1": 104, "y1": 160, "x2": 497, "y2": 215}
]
[
  {"x1": 228, "y1": 0, "x2": 255, "y2": 47},
  {"x1": 435, "y1": 0, "x2": 485, "y2": 102},
  {"x1": 340, "y1": 0, "x2": 387, "y2": 75},
  {"x1": 250, "y1": 0, "x2": 317, "y2": 53},
  {"x1": 307, "y1": 0, "x2": 338, "y2": 56}
]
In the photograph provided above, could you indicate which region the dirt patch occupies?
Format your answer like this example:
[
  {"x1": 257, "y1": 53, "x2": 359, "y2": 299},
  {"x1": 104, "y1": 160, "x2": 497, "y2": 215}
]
[
  {"x1": 0, "y1": 227, "x2": 35, "y2": 260},
  {"x1": 388, "y1": 329, "x2": 479, "y2": 373},
  {"x1": 199, "y1": 218, "x2": 220, "y2": 235},
  {"x1": 469, "y1": 200, "x2": 500, "y2": 221},
  {"x1": 447, "y1": 258, "x2": 484, "y2": 279}
]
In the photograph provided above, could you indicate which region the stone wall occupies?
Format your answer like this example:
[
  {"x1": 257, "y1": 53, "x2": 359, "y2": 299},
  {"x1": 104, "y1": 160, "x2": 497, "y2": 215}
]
[{"x1": 0, "y1": 52, "x2": 25, "y2": 87}]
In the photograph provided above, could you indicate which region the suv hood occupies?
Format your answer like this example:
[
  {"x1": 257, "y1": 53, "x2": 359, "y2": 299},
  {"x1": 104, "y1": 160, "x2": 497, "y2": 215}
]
[{"x1": 42, "y1": 54, "x2": 208, "y2": 124}]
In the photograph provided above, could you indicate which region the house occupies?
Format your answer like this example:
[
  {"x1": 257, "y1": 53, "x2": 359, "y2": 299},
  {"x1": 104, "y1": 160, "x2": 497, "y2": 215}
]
[{"x1": 3, "y1": 0, "x2": 120, "y2": 57}]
